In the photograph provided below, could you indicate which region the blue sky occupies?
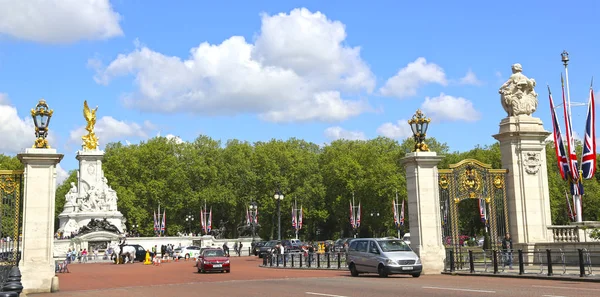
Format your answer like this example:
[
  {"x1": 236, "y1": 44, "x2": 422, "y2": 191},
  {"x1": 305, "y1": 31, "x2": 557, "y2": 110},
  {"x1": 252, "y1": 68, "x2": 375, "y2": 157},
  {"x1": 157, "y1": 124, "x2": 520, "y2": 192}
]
[{"x1": 1, "y1": 0, "x2": 599, "y2": 182}]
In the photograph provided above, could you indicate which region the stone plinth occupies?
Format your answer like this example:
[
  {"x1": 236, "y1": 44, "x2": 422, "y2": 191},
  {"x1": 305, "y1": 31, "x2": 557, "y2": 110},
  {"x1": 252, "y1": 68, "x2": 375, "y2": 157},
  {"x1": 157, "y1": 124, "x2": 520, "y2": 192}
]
[
  {"x1": 493, "y1": 115, "x2": 552, "y2": 244},
  {"x1": 401, "y1": 152, "x2": 445, "y2": 274},
  {"x1": 76, "y1": 150, "x2": 105, "y2": 194},
  {"x1": 18, "y1": 148, "x2": 64, "y2": 294}
]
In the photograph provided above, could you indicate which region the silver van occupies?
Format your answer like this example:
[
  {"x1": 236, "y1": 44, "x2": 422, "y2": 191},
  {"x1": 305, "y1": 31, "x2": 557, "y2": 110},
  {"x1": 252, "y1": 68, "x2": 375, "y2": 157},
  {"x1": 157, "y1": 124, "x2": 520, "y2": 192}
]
[{"x1": 346, "y1": 238, "x2": 422, "y2": 277}]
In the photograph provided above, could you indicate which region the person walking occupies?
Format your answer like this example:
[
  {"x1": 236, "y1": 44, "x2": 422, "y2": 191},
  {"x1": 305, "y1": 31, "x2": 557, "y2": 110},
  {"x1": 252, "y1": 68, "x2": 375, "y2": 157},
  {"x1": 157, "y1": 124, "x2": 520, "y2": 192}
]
[
  {"x1": 233, "y1": 242, "x2": 239, "y2": 256},
  {"x1": 223, "y1": 242, "x2": 230, "y2": 257},
  {"x1": 502, "y1": 233, "x2": 513, "y2": 270},
  {"x1": 239, "y1": 242, "x2": 243, "y2": 257}
]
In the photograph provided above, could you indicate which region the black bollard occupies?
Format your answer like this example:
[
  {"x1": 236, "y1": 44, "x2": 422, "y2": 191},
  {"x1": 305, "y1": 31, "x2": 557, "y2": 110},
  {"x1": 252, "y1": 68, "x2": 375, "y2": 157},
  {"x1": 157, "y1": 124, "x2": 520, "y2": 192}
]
[
  {"x1": 291, "y1": 253, "x2": 295, "y2": 267},
  {"x1": 327, "y1": 253, "x2": 331, "y2": 268},
  {"x1": 449, "y1": 250, "x2": 455, "y2": 272},
  {"x1": 337, "y1": 252, "x2": 341, "y2": 269},
  {"x1": 468, "y1": 250, "x2": 474, "y2": 273},
  {"x1": 308, "y1": 253, "x2": 311, "y2": 268},
  {"x1": 317, "y1": 253, "x2": 321, "y2": 268},
  {"x1": 270, "y1": 254, "x2": 273, "y2": 267},
  {"x1": 263, "y1": 255, "x2": 267, "y2": 266},
  {"x1": 283, "y1": 254, "x2": 287, "y2": 267},
  {"x1": 518, "y1": 249, "x2": 524, "y2": 275},
  {"x1": 300, "y1": 253, "x2": 303, "y2": 267},
  {"x1": 546, "y1": 249, "x2": 553, "y2": 276},
  {"x1": 492, "y1": 250, "x2": 498, "y2": 274},
  {"x1": 578, "y1": 249, "x2": 585, "y2": 277},
  {"x1": 276, "y1": 254, "x2": 280, "y2": 267},
  {"x1": 1, "y1": 266, "x2": 23, "y2": 297}
]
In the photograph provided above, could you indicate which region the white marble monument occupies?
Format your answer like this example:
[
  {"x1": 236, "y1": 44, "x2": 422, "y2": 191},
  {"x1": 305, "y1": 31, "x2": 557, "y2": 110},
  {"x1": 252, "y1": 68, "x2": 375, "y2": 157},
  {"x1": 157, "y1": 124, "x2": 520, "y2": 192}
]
[
  {"x1": 493, "y1": 63, "x2": 553, "y2": 245},
  {"x1": 57, "y1": 150, "x2": 126, "y2": 235}
]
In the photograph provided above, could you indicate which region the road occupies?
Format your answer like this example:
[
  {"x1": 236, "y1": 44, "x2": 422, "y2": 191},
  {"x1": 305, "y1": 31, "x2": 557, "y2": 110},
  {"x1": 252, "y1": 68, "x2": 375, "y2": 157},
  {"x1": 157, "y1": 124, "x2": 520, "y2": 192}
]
[{"x1": 31, "y1": 257, "x2": 600, "y2": 297}]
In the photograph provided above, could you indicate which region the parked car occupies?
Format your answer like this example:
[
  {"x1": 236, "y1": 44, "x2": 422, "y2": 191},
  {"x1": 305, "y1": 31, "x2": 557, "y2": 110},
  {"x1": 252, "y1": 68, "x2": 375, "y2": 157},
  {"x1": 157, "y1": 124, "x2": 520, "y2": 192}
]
[
  {"x1": 252, "y1": 241, "x2": 266, "y2": 256},
  {"x1": 258, "y1": 240, "x2": 279, "y2": 258},
  {"x1": 196, "y1": 248, "x2": 230, "y2": 273},
  {"x1": 281, "y1": 239, "x2": 303, "y2": 252},
  {"x1": 334, "y1": 238, "x2": 353, "y2": 252},
  {"x1": 346, "y1": 238, "x2": 421, "y2": 278},
  {"x1": 124, "y1": 244, "x2": 146, "y2": 262},
  {"x1": 179, "y1": 246, "x2": 202, "y2": 259}
]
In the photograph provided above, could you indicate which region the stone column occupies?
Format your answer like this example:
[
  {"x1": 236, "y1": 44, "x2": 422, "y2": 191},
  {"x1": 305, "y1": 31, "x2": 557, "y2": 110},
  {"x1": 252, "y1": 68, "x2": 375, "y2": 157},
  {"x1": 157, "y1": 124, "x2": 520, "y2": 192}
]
[
  {"x1": 401, "y1": 152, "x2": 445, "y2": 274},
  {"x1": 18, "y1": 148, "x2": 64, "y2": 294},
  {"x1": 493, "y1": 115, "x2": 552, "y2": 244}
]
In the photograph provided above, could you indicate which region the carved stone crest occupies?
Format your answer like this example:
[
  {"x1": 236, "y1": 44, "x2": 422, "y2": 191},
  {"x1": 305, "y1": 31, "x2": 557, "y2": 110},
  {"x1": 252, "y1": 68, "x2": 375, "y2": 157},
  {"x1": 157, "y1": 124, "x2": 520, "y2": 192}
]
[
  {"x1": 499, "y1": 63, "x2": 538, "y2": 117},
  {"x1": 523, "y1": 152, "x2": 541, "y2": 174},
  {"x1": 77, "y1": 218, "x2": 121, "y2": 236}
]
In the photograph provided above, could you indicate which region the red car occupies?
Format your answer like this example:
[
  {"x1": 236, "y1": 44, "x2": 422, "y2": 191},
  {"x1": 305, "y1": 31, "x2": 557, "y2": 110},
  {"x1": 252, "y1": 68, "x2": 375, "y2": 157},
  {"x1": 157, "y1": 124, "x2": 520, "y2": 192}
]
[{"x1": 197, "y1": 248, "x2": 230, "y2": 273}]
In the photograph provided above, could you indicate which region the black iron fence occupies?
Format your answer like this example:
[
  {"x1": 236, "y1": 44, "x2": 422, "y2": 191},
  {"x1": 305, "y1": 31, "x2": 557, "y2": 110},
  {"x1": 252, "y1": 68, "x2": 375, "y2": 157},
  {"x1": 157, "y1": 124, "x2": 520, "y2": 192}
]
[
  {"x1": 260, "y1": 252, "x2": 348, "y2": 270},
  {"x1": 445, "y1": 248, "x2": 600, "y2": 277}
]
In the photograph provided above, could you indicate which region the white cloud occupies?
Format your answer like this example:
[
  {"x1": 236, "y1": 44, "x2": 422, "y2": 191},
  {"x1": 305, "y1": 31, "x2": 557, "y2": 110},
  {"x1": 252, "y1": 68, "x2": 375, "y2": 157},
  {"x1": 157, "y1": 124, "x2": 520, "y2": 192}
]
[
  {"x1": 91, "y1": 8, "x2": 375, "y2": 123},
  {"x1": 68, "y1": 116, "x2": 155, "y2": 148},
  {"x1": 379, "y1": 57, "x2": 447, "y2": 98},
  {"x1": 421, "y1": 93, "x2": 481, "y2": 122},
  {"x1": 459, "y1": 69, "x2": 482, "y2": 85},
  {"x1": 324, "y1": 126, "x2": 366, "y2": 141},
  {"x1": 56, "y1": 164, "x2": 69, "y2": 185},
  {"x1": 376, "y1": 119, "x2": 413, "y2": 139},
  {"x1": 0, "y1": 0, "x2": 123, "y2": 44},
  {"x1": 165, "y1": 134, "x2": 184, "y2": 144},
  {"x1": 0, "y1": 98, "x2": 35, "y2": 154}
]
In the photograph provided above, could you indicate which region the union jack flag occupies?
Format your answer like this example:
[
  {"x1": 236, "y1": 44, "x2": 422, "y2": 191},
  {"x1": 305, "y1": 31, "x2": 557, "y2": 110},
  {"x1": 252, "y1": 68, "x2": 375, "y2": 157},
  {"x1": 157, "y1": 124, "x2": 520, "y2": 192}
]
[
  {"x1": 478, "y1": 198, "x2": 487, "y2": 225},
  {"x1": 561, "y1": 74, "x2": 580, "y2": 181},
  {"x1": 292, "y1": 206, "x2": 297, "y2": 229},
  {"x1": 581, "y1": 87, "x2": 596, "y2": 179},
  {"x1": 399, "y1": 199, "x2": 405, "y2": 226},
  {"x1": 548, "y1": 86, "x2": 570, "y2": 180}
]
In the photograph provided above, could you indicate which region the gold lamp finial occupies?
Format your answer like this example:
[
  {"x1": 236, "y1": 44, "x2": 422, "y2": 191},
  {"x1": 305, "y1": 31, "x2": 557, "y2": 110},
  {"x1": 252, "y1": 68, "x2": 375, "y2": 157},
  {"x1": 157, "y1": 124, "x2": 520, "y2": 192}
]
[
  {"x1": 407, "y1": 109, "x2": 431, "y2": 152},
  {"x1": 30, "y1": 99, "x2": 53, "y2": 149}
]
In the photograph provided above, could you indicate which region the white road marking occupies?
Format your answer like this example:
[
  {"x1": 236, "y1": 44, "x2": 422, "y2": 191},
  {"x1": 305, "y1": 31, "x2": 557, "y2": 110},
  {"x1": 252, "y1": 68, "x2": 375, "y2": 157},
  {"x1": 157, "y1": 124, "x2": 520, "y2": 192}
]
[
  {"x1": 542, "y1": 295, "x2": 567, "y2": 297},
  {"x1": 305, "y1": 293, "x2": 348, "y2": 297},
  {"x1": 533, "y1": 285, "x2": 600, "y2": 292},
  {"x1": 422, "y1": 286, "x2": 496, "y2": 293}
]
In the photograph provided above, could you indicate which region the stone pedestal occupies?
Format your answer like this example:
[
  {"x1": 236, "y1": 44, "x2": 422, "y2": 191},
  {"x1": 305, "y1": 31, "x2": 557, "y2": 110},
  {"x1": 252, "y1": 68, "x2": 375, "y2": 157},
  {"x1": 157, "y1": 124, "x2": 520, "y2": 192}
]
[
  {"x1": 18, "y1": 148, "x2": 64, "y2": 294},
  {"x1": 400, "y1": 152, "x2": 445, "y2": 274},
  {"x1": 493, "y1": 115, "x2": 552, "y2": 244},
  {"x1": 76, "y1": 150, "x2": 105, "y2": 194}
]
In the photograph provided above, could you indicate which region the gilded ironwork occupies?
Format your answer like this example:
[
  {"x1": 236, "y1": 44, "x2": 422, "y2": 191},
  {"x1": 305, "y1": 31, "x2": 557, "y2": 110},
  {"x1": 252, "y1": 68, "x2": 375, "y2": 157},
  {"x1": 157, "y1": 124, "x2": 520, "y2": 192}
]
[
  {"x1": 0, "y1": 170, "x2": 23, "y2": 266},
  {"x1": 408, "y1": 109, "x2": 431, "y2": 152},
  {"x1": 82, "y1": 100, "x2": 99, "y2": 150},
  {"x1": 30, "y1": 99, "x2": 54, "y2": 148},
  {"x1": 438, "y1": 159, "x2": 508, "y2": 269}
]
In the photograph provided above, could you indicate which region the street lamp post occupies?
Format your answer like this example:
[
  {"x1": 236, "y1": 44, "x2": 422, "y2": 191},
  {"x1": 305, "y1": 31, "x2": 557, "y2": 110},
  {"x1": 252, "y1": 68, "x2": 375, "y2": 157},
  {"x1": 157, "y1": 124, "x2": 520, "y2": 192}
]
[
  {"x1": 131, "y1": 224, "x2": 139, "y2": 237},
  {"x1": 273, "y1": 187, "x2": 285, "y2": 240},
  {"x1": 185, "y1": 214, "x2": 195, "y2": 235},
  {"x1": 249, "y1": 202, "x2": 258, "y2": 243},
  {"x1": 370, "y1": 212, "x2": 380, "y2": 237},
  {"x1": 408, "y1": 109, "x2": 431, "y2": 152}
]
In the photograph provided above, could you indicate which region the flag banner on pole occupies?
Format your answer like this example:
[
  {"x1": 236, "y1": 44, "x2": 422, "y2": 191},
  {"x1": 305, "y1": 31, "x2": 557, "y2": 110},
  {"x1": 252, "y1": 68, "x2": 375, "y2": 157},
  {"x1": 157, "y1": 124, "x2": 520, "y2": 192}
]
[
  {"x1": 349, "y1": 201, "x2": 355, "y2": 229},
  {"x1": 392, "y1": 198, "x2": 398, "y2": 227},
  {"x1": 356, "y1": 203, "x2": 361, "y2": 228},
  {"x1": 161, "y1": 209, "x2": 166, "y2": 233},
  {"x1": 201, "y1": 208, "x2": 206, "y2": 233},
  {"x1": 561, "y1": 74, "x2": 580, "y2": 181},
  {"x1": 299, "y1": 206, "x2": 303, "y2": 230},
  {"x1": 254, "y1": 207, "x2": 259, "y2": 224},
  {"x1": 581, "y1": 87, "x2": 596, "y2": 179},
  {"x1": 478, "y1": 198, "x2": 487, "y2": 225},
  {"x1": 206, "y1": 206, "x2": 212, "y2": 233},
  {"x1": 292, "y1": 206, "x2": 297, "y2": 229},
  {"x1": 400, "y1": 199, "x2": 405, "y2": 226},
  {"x1": 566, "y1": 190, "x2": 575, "y2": 221},
  {"x1": 548, "y1": 87, "x2": 570, "y2": 180},
  {"x1": 153, "y1": 210, "x2": 157, "y2": 232},
  {"x1": 246, "y1": 207, "x2": 250, "y2": 225}
]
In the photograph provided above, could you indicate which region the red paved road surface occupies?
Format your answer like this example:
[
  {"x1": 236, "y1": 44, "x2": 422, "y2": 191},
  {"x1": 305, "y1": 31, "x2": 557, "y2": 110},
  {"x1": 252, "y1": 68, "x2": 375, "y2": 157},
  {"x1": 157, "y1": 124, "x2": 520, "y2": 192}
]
[{"x1": 30, "y1": 257, "x2": 600, "y2": 297}]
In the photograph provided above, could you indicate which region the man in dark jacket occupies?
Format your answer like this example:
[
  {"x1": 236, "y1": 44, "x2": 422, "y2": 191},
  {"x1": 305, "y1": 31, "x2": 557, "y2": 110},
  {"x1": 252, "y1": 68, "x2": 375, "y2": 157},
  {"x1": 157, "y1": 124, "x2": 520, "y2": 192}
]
[{"x1": 501, "y1": 233, "x2": 513, "y2": 269}]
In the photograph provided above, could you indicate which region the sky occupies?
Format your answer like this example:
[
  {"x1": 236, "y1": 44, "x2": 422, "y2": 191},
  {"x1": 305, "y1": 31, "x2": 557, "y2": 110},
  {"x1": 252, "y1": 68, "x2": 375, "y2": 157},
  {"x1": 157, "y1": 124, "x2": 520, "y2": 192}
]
[{"x1": 1, "y1": 0, "x2": 599, "y2": 185}]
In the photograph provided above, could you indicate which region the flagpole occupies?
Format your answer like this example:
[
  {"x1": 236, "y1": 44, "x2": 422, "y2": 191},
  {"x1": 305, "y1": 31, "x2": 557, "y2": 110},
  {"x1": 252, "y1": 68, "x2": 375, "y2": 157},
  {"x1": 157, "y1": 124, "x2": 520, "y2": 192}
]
[
  {"x1": 352, "y1": 192, "x2": 357, "y2": 238},
  {"x1": 295, "y1": 199, "x2": 299, "y2": 240},
  {"x1": 395, "y1": 191, "x2": 400, "y2": 239}
]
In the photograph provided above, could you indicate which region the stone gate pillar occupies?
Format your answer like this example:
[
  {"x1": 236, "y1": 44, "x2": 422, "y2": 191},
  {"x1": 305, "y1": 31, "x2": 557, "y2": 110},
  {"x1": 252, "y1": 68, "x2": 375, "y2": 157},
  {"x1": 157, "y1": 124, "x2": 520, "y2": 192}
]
[
  {"x1": 401, "y1": 152, "x2": 445, "y2": 274},
  {"x1": 493, "y1": 116, "x2": 552, "y2": 245},
  {"x1": 18, "y1": 148, "x2": 64, "y2": 294}
]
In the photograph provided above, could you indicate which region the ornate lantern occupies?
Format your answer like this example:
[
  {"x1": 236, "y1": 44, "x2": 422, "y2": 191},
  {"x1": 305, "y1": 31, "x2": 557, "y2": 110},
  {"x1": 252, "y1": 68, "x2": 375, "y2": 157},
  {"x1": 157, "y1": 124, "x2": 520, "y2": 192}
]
[
  {"x1": 408, "y1": 109, "x2": 431, "y2": 152},
  {"x1": 30, "y1": 99, "x2": 53, "y2": 148}
]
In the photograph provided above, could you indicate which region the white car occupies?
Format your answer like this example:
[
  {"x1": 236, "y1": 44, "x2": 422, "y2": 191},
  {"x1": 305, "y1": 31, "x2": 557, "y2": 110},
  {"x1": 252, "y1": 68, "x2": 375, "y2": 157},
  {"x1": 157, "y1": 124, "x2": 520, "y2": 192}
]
[
  {"x1": 402, "y1": 233, "x2": 411, "y2": 245},
  {"x1": 179, "y1": 246, "x2": 202, "y2": 259}
]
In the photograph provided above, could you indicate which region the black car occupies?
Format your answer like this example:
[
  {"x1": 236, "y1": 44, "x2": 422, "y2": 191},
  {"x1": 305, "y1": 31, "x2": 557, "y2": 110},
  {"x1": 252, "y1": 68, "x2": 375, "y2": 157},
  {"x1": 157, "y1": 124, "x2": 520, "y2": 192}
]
[
  {"x1": 126, "y1": 244, "x2": 146, "y2": 262},
  {"x1": 257, "y1": 240, "x2": 279, "y2": 258},
  {"x1": 252, "y1": 241, "x2": 266, "y2": 256}
]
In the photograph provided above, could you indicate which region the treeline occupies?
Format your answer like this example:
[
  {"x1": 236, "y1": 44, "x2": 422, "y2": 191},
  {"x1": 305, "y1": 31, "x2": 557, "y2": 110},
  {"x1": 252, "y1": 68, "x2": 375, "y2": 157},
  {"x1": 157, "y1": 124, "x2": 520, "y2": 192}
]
[{"x1": 1, "y1": 136, "x2": 599, "y2": 240}]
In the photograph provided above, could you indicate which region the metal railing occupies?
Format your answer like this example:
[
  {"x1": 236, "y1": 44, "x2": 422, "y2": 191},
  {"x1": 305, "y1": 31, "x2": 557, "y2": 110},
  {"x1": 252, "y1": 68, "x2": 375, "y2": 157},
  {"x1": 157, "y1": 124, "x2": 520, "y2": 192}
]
[
  {"x1": 261, "y1": 252, "x2": 348, "y2": 270},
  {"x1": 444, "y1": 248, "x2": 599, "y2": 277}
]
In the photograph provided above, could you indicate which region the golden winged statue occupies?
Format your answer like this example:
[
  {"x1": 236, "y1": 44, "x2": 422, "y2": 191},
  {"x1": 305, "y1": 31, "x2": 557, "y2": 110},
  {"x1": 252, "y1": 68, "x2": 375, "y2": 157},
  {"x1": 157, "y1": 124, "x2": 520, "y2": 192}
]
[{"x1": 82, "y1": 100, "x2": 99, "y2": 150}]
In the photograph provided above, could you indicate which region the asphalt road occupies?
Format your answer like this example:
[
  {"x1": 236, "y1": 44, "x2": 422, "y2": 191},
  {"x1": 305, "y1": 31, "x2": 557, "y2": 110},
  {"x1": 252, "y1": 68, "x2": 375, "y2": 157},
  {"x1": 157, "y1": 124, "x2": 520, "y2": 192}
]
[{"x1": 31, "y1": 257, "x2": 600, "y2": 297}]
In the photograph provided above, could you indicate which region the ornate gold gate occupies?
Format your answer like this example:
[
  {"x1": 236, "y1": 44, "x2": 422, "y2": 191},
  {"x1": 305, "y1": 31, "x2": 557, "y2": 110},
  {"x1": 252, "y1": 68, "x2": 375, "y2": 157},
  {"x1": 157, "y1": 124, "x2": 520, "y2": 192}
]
[
  {"x1": 438, "y1": 159, "x2": 508, "y2": 265},
  {"x1": 0, "y1": 170, "x2": 23, "y2": 273}
]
